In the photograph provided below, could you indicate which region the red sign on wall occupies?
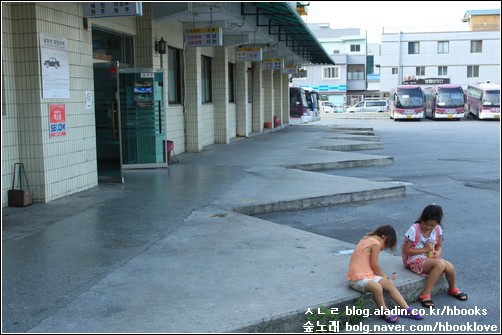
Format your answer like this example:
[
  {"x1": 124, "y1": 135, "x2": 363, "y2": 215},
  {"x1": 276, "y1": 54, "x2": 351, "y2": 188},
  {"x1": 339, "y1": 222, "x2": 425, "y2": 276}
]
[{"x1": 49, "y1": 104, "x2": 66, "y2": 137}]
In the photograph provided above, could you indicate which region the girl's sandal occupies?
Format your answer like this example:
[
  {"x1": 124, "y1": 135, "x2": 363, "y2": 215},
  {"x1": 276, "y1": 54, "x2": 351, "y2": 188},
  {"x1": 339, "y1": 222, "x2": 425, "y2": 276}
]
[
  {"x1": 419, "y1": 294, "x2": 435, "y2": 308},
  {"x1": 401, "y1": 306, "x2": 424, "y2": 320},
  {"x1": 381, "y1": 313, "x2": 399, "y2": 323},
  {"x1": 448, "y1": 288, "x2": 468, "y2": 301}
]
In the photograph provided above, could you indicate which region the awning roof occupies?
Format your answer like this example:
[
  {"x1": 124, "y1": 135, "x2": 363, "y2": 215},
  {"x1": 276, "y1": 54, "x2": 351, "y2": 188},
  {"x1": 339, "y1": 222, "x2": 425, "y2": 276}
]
[{"x1": 248, "y1": 2, "x2": 334, "y2": 65}]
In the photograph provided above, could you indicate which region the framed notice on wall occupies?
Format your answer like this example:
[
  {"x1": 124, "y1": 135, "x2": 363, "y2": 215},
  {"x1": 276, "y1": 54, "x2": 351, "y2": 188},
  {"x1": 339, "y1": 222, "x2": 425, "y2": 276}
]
[
  {"x1": 49, "y1": 104, "x2": 66, "y2": 138},
  {"x1": 40, "y1": 34, "x2": 70, "y2": 99}
]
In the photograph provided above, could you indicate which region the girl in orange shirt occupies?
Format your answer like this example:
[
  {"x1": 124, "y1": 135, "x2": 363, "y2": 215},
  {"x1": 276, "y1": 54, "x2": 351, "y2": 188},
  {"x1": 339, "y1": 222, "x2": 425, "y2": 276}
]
[{"x1": 347, "y1": 225, "x2": 423, "y2": 323}]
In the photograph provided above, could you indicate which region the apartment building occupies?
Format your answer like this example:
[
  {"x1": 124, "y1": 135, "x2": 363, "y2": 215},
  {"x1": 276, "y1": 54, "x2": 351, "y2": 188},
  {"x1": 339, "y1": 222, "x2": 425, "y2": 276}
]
[
  {"x1": 380, "y1": 27, "x2": 500, "y2": 93},
  {"x1": 291, "y1": 24, "x2": 370, "y2": 110}
]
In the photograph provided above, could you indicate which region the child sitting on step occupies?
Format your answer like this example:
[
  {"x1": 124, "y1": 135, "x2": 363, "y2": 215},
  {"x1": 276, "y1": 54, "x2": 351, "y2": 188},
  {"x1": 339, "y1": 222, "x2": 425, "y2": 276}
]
[
  {"x1": 402, "y1": 204, "x2": 468, "y2": 309},
  {"x1": 347, "y1": 224, "x2": 423, "y2": 323}
]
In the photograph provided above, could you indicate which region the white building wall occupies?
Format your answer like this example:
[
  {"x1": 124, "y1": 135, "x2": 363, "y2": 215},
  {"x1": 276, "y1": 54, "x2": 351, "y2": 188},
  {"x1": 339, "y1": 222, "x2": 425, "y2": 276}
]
[
  {"x1": 2, "y1": 3, "x2": 98, "y2": 206},
  {"x1": 281, "y1": 73, "x2": 290, "y2": 125},
  {"x1": 291, "y1": 33, "x2": 366, "y2": 101},
  {"x1": 236, "y1": 61, "x2": 249, "y2": 137},
  {"x1": 251, "y1": 62, "x2": 263, "y2": 132},
  {"x1": 227, "y1": 51, "x2": 237, "y2": 140},
  {"x1": 273, "y1": 70, "x2": 282, "y2": 125},
  {"x1": 262, "y1": 70, "x2": 274, "y2": 125},
  {"x1": 200, "y1": 104, "x2": 215, "y2": 148},
  {"x1": 380, "y1": 30, "x2": 500, "y2": 93},
  {"x1": 159, "y1": 20, "x2": 185, "y2": 155},
  {"x1": 213, "y1": 47, "x2": 230, "y2": 144}
]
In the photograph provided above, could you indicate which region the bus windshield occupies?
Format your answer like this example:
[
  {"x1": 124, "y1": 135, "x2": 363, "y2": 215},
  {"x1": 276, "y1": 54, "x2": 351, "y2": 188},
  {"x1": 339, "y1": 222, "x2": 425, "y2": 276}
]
[
  {"x1": 482, "y1": 91, "x2": 500, "y2": 106},
  {"x1": 437, "y1": 88, "x2": 464, "y2": 108},
  {"x1": 396, "y1": 89, "x2": 423, "y2": 108}
]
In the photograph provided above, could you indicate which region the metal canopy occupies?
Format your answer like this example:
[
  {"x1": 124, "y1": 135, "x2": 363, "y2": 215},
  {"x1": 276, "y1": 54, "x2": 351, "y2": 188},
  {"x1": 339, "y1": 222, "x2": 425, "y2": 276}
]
[{"x1": 246, "y1": 2, "x2": 334, "y2": 65}]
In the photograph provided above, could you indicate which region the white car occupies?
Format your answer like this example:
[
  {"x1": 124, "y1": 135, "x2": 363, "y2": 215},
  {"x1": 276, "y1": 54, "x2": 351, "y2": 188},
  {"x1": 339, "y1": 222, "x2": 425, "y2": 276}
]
[
  {"x1": 347, "y1": 100, "x2": 388, "y2": 113},
  {"x1": 321, "y1": 101, "x2": 335, "y2": 113}
]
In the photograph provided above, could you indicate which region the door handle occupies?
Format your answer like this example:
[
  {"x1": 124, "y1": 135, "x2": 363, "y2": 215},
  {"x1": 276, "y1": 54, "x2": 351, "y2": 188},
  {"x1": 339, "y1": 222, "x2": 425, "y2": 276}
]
[
  {"x1": 111, "y1": 100, "x2": 117, "y2": 140},
  {"x1": 158, "y1": 100, "x2": 162, "y2": 134}
]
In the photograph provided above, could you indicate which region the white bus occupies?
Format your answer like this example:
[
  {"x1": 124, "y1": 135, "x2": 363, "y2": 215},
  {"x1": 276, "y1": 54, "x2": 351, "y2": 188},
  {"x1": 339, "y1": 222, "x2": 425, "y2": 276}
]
[
  {"x1": 303, "y1": 87, "x2": 321, "y2": 122},
  {"x1": 389, "y1": 85, "x2": 425, "y2": 120},
  {"x1": 465, "y1": 82, "x2": 500, "y2": 120}
]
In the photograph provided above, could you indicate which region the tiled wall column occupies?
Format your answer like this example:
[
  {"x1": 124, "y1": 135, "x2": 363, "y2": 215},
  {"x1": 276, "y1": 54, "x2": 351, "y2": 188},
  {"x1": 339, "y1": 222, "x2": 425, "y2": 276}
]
[
  {"x1": 252, "y1": 62, "x2": 263, "y2": 132},
  {"x1": 213, "y1": 47, "x2": 229, "y2": 144},
  {"x1": 282, "y1": 73, "x2": 290, "y2": 124},
  {"x1": 135, "y1": 4, "x2": 154, "y2": 68},
  {"x1": 273, "y1": 70, "x2": 283, "y2": 126},
  {"x1": 184, "y1": 46, "x2": 203, "y2": 152},
  {"x1": 2, "y1": 3, "x2": 97, "y2": 205},
  {"x1": 262, "y1": 69, "x2": 274, "y2": 126},
  {"x1": 11, "y1": 3, "x2": 46, "y2": 201},
  {"x1": 235, "y1": 61, "x2": 248, "y2": 137}
]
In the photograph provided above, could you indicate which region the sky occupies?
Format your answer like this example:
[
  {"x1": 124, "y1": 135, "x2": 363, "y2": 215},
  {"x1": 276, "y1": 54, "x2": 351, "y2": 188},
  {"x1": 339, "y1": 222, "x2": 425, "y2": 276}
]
[{"x1": 303, "y1": 1, "x2": 501, "y2": 43}]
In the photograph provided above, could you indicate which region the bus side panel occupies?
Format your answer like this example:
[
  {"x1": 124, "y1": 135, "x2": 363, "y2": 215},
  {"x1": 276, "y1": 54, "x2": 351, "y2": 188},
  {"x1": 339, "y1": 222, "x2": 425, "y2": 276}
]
[
  {"x1": 289, "y1": 87, "x2": 309, "y2": 125},
  {"x1": 466, "y1": 83, "x2": 500, "y2": 120}
]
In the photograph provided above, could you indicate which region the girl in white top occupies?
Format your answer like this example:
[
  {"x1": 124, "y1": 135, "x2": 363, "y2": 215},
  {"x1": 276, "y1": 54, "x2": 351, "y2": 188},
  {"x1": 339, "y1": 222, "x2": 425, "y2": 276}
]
[{"x1": 402, "y1": 204, "x2": 468, "y2": 309}]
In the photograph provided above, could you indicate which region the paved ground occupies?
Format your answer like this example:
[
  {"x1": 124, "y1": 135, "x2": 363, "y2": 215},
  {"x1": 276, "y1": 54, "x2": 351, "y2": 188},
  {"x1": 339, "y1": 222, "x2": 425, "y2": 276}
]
[{"x1": 2, "y1": 121, "x2": 446, "y2": 333}]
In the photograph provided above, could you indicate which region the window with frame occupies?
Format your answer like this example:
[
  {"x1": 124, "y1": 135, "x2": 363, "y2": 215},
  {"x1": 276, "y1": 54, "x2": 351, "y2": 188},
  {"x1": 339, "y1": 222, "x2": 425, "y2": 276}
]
[
  {"x1": 323, "y1": 66, "x2": 340, "y2": 79},
  {"x1": 416, "y1": 66, "x2": 425, "y2": 76},
  {"x1": 392, "y1": 67, "x2": 398, "y2": 75},
  {"x1": 367, "y1": 55, "x2": 374, "y2": 74},
  {"x1": 92, "y1": 28, "x2": 134, "y2": 66},
  {"x1": 201, "y1": 56, "x2": 212, "y2": 103},
  {"x1": 467, "y1": 65, "x2": 479, "y2": 78},
  {"x1": 437, "y1": 41, "x2": 449, "y2": 54},
  {"x1": 470, "y1": 40, "x2": 482, "y2": 53},
  {"x1": 228, "y1": 63, "x2": 235, "y2": 103},
  {"x1": 408, "y1": 42, "x2": 420, "y2": 54},
  {"x1": 350, "y1": 44, "x2": 360, "y2": 52},
  {"x1": 438, "y1": 66, "x2": 447, "y2": 76},
  {"x1": 168, "y1": 47, "x2": 182, "y2": 104}
]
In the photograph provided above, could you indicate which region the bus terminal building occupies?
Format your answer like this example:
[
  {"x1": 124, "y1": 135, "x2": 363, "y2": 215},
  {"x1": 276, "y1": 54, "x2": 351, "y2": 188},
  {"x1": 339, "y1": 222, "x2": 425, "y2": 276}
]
[{"x1": 1, "y1": 2, "x2": 333, "y2": 207}]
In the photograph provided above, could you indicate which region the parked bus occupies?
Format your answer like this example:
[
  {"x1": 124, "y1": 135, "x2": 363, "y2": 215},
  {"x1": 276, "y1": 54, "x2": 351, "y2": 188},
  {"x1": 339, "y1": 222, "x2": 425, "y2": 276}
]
[
  {"x1": 289, "y1": 86, "x2": 310, "y2": 125},
  {"x1": 389, "y1": 85, "x2": 425, "y2": 120},
  {"x1": 465, "y1": 82, "x2": 500, "y2": 120},
  {"x1": 423, "y1": 84, "x2": 465, "y2": 120},
  {"x1": 303, "y1": 87, "x2": 321, "y2": 121}
]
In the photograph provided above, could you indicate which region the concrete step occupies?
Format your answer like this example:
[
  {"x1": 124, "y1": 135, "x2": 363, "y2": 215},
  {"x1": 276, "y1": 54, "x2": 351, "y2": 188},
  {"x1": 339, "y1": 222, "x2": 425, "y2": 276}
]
[
  {"x1": 214, "y1": 167, "x2": 405, "y2": 216},
  {"x1": 315, "y1": 142, "x2": 384, "y2": 151},
  {"x1": 236, "y1": 272, "x2": 448, "y2": 333},
  {"x1": 283, "y1": 156, "x2": 394, "y2": 171},
  {"x1": 325, "y1": 135, "x2": 382, "y2": 142}
]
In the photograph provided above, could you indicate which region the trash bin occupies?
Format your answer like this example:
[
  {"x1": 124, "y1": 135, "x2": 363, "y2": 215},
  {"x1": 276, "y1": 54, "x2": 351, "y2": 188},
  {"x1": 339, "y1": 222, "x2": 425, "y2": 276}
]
[
  {"x1": 273, "y1": 115, "x2": 281, "y2": 127},
  {"x1": 164, "y1": 140, "x2": 174, "y2": 164},
  {"x1": 163, "y1": 140, "x2": 178, "y2": 164}
]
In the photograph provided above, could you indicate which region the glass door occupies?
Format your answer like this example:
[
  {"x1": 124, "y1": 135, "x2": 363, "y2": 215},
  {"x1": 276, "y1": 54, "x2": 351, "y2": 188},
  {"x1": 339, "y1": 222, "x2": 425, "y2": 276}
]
[
  {"x1": 92, "y1": 28, "x2": 133, "y2": 183},
  {"x1": 118, "y1": 69, "x2": 167, "y2": 168},
  {"x1": 94, "y1": 63, "x2": 123, "y2": 182}
]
